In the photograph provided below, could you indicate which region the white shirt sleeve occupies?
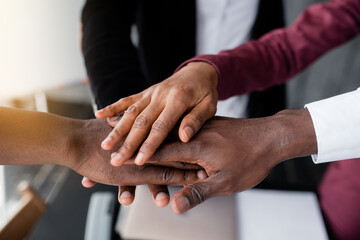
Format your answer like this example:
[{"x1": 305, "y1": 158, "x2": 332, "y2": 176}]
[{"x1": 305, "y1": 88, "x2": 360, "y2": 164}]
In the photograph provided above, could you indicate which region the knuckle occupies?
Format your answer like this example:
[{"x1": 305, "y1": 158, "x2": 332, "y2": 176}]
[
  {"x1": 125, "y1": 105, "x2": 138, "y2": 115},
  {"x1": 171, "y1": 87, "x2": 186, "y2": 97},
  {"x1": 152, "y1": 119, "x2": 168, "y2": 132},
  {"x1": 112, "y1": 127, "x2": 123, "y2": 137},
  {"x1": 141, "y1": 141, "x2": 156, "y2": 154},
  {"x1": 183, "y1": 171, "x2": 197, "y2": 182},
  {"x1": 117, "y1": 98, "x2": 126, "y2": 105},
  {"x1": 134, "y1": 115, "x2": 149, "y2": 128},
  {"x1": 121, "y1": 142, "x2": 132, "y2": 152},
  {"x1": 188, "y1": 184, "x2": 207, "y2": 204},
  {"x1": 156, "y1": 84, "x2": 167, "y2": 93},
  {"x1": 188, "y1": 114, "x2": 204, "y2": 126},
  {"x1": 153, "y1": 85, "x2": 166, "y2": 97},
  {"x1": 177, "y1": 161, "x2": 188, "y2": 168},
  {"x1": 170, "y1": 88, "x2": 190, "y2": 105},
  {"x1": 215, "y1": 173, "x2": 234, "y2": 195},
  {"x1": 160, "y1": 168, "x2": 175, "y2": 184},
  {"x1": 208, "y1": 104, "x2": 217, "y2": 116},
  {"x1": 106, "y1": 104, "x2": 116, "y2": 114}
]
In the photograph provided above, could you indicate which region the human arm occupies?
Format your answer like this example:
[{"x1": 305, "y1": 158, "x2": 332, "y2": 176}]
[
  {"x1": 81, "y1": 0, "x2": 148, "y2": 109},
  {"x1": 81, "y1": 0, "x2": 178, "y2": 204},
  {"x1": 144, "y1": 87, "x2": 360, "y2": 214},
  {"x1": 0, "y1": 107, "x2": 205, "y2": 195},
  {"x1": 305, "y1": 88, "x2": 360, "y2": 163},
  {"x1": 180, "y1": 0, "x2": 360, "y2": 99},
  {"x1": 97, "y1": 61, "x2": 219, "y2": 166},
  {"x1": 141, "y1": 110, "x2": 317, "y2": 214},
  {"x1": 97, "y1": 0, "x2": 360, "y2": 166}
]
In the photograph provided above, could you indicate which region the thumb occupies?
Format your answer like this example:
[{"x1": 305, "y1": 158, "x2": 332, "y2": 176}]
[
  {"x1": 179, "y1": 98, "x2": 216, "y2": 143},
  {"x1": 170, "y1": 175, "x2": 218, "y2": 214}
]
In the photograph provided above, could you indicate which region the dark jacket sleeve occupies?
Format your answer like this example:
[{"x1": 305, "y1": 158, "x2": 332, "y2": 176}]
[{"x1": 81, "y1": 0, "x2": 149, "y2": 109}]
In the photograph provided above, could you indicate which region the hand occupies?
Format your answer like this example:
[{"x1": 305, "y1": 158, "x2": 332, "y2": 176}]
[
  {"x1": 67, "y1": 119, "x2": 207, "y2": 206},
  {"x1": 81, "y1": 160, "x2": 204, "y2": 207},
  {"x1": 96, "y1": 62, "x2": 219, "y2": 166},
  {"x1": 142, "y1": 109, "x2": 317, "y2": 214}
]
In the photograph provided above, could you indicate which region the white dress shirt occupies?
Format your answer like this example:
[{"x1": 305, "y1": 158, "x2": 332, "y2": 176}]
[
  {"x1": 305, "y1": 88, "x2": 360, "y2": 163},
  {"x1": 196, "y1": 0, "x2": 259, "y2": 118}
]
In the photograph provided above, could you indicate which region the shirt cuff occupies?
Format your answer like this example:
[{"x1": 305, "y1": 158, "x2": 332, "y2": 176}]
[{"x1": 305, "y1": 88, "x2": 360, "y2": 164}]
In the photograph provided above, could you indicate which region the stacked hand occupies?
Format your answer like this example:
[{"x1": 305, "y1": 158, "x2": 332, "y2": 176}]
[
  {"x1": 84, "y1": 61, "x2": 316, "y2": 215},
  {"x1": 135, "y1": 110, "x2": 316, "y2": 214},
  {"x1": 73, "y1": 119, "x2": 207, "y2": 207},
  {"x1": 96, "y1": 62, "x2": 219, "y2": 166}
]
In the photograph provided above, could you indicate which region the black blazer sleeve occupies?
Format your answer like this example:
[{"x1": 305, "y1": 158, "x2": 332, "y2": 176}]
[{"x1": 81, "y1": 0, "x2": 149, "y2": 109}]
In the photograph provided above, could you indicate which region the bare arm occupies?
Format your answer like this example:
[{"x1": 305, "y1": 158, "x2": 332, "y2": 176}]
[
  {"x1": 145, "y1": 109, "x2": 317, "y2": 214},
  {"x1": 0, "y1": 107, "x2": 79, "y2": 167},
  {"x1": 0, "y1": 107, "x2": 205, "y2": 187}
]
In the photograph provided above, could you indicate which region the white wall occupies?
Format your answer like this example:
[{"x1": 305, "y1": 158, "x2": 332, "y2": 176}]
[{"x1": 0, "y1": 0, "x2": 86, "y2": 99}]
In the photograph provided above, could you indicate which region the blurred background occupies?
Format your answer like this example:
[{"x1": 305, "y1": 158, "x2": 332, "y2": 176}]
[
  {"x1": 0, "y1": 0, "x2": 359, "y2": 239},
  {"x1": 0, "y1": 1, "x2": 109, "y2": 239}
]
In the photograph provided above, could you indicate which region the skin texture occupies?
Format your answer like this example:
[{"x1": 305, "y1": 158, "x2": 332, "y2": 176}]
[
  {"x1": 95, "y1": 61, "x2": 219, "y2": 166},
  {"x1": 81, "y1": 118, "x2": 205, "y2": 207},
  {"x1": 137, "y1": 109, "x2": 318, "y2": 214},
  {"x1": 0, "y1": 107, "x2": 206, "y2": 206}
]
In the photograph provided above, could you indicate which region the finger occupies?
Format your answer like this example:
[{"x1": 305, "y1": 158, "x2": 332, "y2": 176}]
[
  {"x1": 101, "y1": 100, "x2": 149, "y2": 151},
  {"x1": 179, "y1": 97, "x2": 217, "y2": 143},
  {"x1": 134, "y1": 103, "x2": 187, "y2": 165},
  {"x1": 147, "y1": 184, "x2": 170, "y2": 208},
  {"x1": 123, "y1": 166, "x2": 207, "y2": 186},
  {"x1": 144, "y1": 141, "x2": 199, "y2": 164},
  {"x1": 118, "y1": 186, "x2": 136, "y2": 205},
  {"x1": 107, "y1": 112, "x2": 124, "y2": 127},
  {"x1": 81, "y1": 177, "x2": 97, "y2": 188},
  {"x1": 124, "y1": 160, "x2": 203, "y2": 170},
  {"x1": 95, "y1": 95, "x2": 139, "y2": 119},
  {"x1": 170, "y1": 175, "x2": 219, "y2": 214},
  {"x1": 110, "y1": 104, "x2": 163, "y2": 166}
]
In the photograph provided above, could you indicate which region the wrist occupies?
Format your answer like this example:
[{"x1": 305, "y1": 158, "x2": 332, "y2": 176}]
[
  {"x1": 183, "y1": 61, "x2": 219, "y2": 88},
  {"x1": 59, "y1": 119, "x2": 87, "y2": 169},
  {"x1": 64, "y1": 119, "x2": 113, "y2": 171},
  {"x1": 271, "y1": 109, "x2": 317, "y2": 163}
]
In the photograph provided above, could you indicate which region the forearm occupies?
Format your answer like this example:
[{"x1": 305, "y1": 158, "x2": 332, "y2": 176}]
[
  {"x1": 273, "y1": 88, "x2": 360, "y2": 165},
  {"x1": 81, "y1": 0, "x2": 148, "y2": 108},
  {"x1": 177, "y1": 0, "x2": 360, "y2": 100},
  {"x1": 0, "y1": 107, "x2": 82, "y2": 167},
  {"x1": 268, "y1": 108, "x2": 318, "y2": 167}
]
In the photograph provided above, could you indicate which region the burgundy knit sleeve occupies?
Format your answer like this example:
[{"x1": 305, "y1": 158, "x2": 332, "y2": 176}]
[{"x1": 176, "y1": 0, "x2": 360, "y2": 100}]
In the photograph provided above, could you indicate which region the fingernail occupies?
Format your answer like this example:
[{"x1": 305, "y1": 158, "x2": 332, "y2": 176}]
[
  {"x1": 111, "y1": 153, "x2": 123, "y2": 166},
  {"x1": 111, "y1": 152, "x2": 117, "y2": 158},
  {"x1": 135, "y1": 152, "x2": 144, "y2": 165},
  {"x1": 183, "y1": 126, "x2": 194, "y2": 141},
  {"x1": 95, "y1": 109, "x2": 103, "y2": 116},
  {"x1": 174, "y1": 196, "x2": 190, "y2": 214},
  {"x1": 119, "y1": 191, "x2": 132, "y2": 204},
  {"x1": 102, "y1": 137, "x2": 111, "y2": 147},
  {"x1": 81, "y1": 178, "x2": 88, "y2": 185},
  {"x1": 109, "y1": 115, "x2": 121, "y2": 122},
  {"x1": 120, "y1": 191, "x2": 132, "y2": 199},
  {"x1": 155, "y1": 192, "x2": 168, "y2": 201},
  {"x1": 197, "y1": 170, "x2": 207, "y2": 180}
]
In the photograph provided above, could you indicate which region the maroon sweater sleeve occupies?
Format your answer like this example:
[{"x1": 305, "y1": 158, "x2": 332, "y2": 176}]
[{"x1": 176, "y1": 0, "x2": 360, "y2": 100}]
